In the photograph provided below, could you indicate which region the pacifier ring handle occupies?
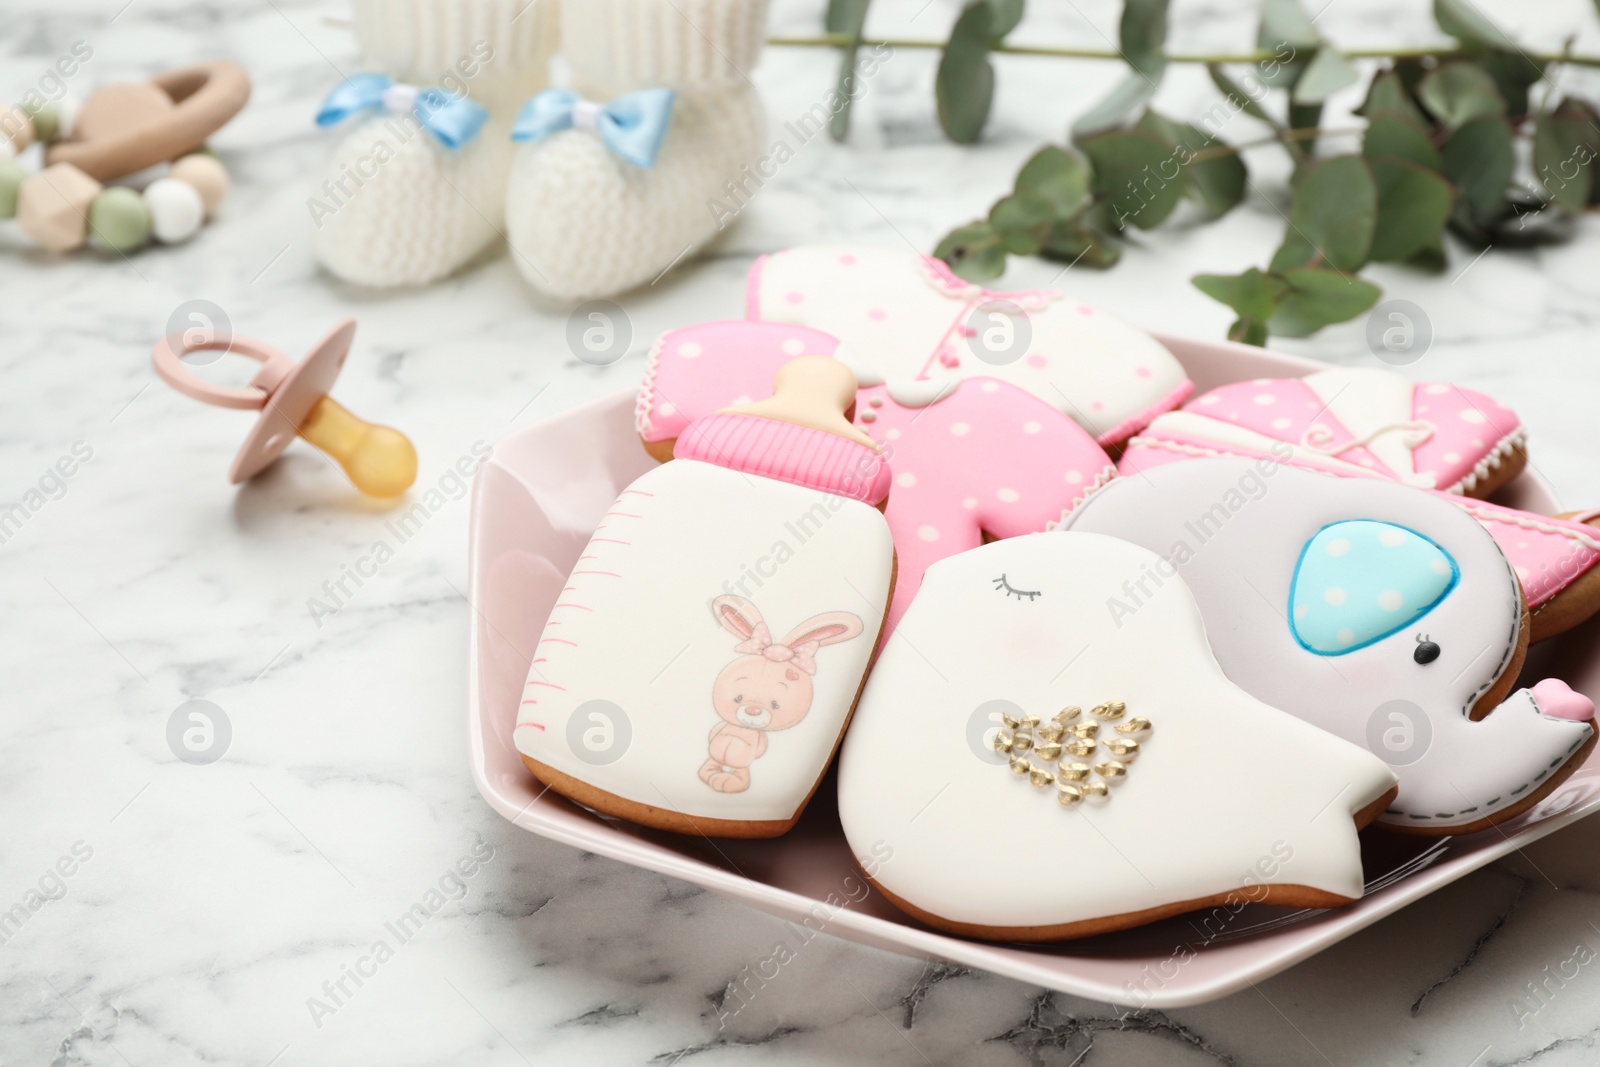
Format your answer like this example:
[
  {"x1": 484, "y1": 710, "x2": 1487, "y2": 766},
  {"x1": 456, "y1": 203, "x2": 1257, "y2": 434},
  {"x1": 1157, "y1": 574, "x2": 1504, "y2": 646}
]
[{"x1": 151, "y1": 331, "x2": 294, "y2": 411}]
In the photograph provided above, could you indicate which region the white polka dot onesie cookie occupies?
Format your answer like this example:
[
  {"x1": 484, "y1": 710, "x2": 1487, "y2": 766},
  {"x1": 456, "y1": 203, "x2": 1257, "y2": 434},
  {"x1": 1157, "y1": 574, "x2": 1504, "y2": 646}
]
[
  {"x1": 1059, "y1": 458, "x2": 1596, "y2": 834},
  {"x1": 514, "y1": 358, "x2": 895, "y2": 838},
  {"x1": 837, "y1": 532, "x2": 1399, "y2": 941}
]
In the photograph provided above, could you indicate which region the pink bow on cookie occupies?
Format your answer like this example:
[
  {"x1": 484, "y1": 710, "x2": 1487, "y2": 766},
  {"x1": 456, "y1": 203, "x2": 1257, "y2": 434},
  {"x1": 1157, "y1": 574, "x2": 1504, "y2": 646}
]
[{"x1": 734, "y1": 623, "x2": 818, "y2": 675}]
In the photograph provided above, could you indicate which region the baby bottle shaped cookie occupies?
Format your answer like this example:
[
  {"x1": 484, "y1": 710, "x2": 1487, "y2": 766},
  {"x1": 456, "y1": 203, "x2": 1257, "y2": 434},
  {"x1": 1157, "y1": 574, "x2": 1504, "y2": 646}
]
[{"x1": 514, "y1": 357, "x2": 896, "y2": 838}]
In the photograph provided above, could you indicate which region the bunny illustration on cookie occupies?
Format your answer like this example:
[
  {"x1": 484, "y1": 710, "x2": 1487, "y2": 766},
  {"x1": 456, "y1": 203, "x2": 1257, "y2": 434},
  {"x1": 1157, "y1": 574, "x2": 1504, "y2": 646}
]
[
  {"x1": 514, "y1": 356, "x2": 894, "y2": 838},
  {"x1": 838, "y1": 532, "x2": 1399, "y2": 941},
  {"x1": 701, "y1": 597, "x2": 864, "y2": 792},
  {"x1": 1060, "y1": 458, "x2": 1596, "y2": 834}
]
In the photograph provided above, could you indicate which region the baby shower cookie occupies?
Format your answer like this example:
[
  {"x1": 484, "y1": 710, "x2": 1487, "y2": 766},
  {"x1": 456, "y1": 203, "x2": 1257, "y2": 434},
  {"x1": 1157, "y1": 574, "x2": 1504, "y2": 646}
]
[
  {"x1": 635, "y1": 320, "x2": 1116, "y2": 633},
  {"x1": 837, "y1": 532, "x2": 1399, "y2": 941},
  {"x1": 746, "y1": 245, "x2": 1192, "y2": 446},
  {"x1": 1121, "y1": 366, "x2": 1525, "y2": 495},
  {"x1": 515, "y1": 357, "x2": 895, "y2": 837},
  {"x1": 1059, "y1": 458, "x2": 1596, "y2": 834}
]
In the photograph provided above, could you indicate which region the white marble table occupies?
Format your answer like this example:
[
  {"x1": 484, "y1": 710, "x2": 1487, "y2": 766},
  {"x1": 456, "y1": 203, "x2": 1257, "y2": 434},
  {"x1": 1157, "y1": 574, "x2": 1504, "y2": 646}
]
[{"x1": 6, "y1": 0, "x2": 1600, "y2": 1063}]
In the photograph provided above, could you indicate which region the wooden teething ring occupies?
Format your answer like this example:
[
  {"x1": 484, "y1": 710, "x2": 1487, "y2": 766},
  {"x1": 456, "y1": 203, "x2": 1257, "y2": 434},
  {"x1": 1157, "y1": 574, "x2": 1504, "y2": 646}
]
[{"x1": 46, "y1": 61, "x2": 251, "y2": 182}]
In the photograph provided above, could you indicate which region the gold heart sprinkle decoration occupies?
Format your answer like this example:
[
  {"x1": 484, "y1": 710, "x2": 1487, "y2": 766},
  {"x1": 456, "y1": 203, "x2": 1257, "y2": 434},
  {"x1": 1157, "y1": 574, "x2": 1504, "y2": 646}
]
[{"x1": 993, "y1": 701, "x2": 1149, "y2": 808}]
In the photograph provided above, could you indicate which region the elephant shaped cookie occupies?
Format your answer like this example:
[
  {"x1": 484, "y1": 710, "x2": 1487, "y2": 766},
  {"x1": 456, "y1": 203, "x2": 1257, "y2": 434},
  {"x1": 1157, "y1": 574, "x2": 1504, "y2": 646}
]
[
  {"x1": 837, "y1": 532, "x2": 1399, "y2": 941},
  {"x1": 1059, "y1": 458, "x2": 1596, "y2": 834}
]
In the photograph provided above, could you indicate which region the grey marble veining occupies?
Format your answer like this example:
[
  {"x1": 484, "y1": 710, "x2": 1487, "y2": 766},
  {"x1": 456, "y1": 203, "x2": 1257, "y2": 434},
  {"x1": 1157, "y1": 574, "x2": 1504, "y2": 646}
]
[{"x1": 5, "y1": 0, "x2": 1600, "y2": 1064}]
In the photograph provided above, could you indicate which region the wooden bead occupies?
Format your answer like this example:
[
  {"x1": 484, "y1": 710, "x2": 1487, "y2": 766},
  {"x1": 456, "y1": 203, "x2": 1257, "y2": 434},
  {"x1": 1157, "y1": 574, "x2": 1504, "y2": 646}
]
[
  {"x1": 89, "y1": 186, "x2": 151, "y2": 251},
  {"x1": 168, "y1": 153, "x2": 228, "y2": 215},
  {"x1": 0, "y1": 160, "x2": 24, "y2": 219},
  {"x1": 16, "y1": 162, "x2": 101, "y2": 251},
  {"x1": 1, "y1": 105, "x2": 33, "y2": 152}
]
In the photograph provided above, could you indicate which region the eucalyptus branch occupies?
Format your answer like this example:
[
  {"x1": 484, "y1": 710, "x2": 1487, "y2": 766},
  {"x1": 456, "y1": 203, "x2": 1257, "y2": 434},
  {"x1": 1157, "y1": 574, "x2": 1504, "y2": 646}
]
[
  {"x1": 1187, "y1": 126, "x2": 1364, "y2": 165},
  {"x1": 768, "y1": 33, "x2": 1600, "y2": 69}
]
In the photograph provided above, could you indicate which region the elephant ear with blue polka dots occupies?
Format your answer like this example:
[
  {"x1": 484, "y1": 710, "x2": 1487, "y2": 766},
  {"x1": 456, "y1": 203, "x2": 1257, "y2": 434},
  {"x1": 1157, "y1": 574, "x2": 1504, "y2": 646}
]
[{"x1": 1289, "y1": 521, "x2": 1460, "y2": 655}]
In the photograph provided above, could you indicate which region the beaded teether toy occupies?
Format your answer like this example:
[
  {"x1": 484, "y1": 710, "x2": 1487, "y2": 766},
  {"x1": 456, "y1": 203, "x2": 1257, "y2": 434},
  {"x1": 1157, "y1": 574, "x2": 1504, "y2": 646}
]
[
  {"x1": 1, "y1": 62, "x2": 248, "y2": 253},
  {"x1": 152, "y1": 319, "x2": 418, "y2": 497}
]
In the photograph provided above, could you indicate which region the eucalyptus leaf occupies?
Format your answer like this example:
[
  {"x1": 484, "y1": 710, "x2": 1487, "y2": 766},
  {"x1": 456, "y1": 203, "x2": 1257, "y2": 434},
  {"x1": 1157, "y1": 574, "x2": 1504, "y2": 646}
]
[
  {"x1": 1158, "y1": 114, "x2": 1248, "y2": 217},
  {"x1": 1358, "y1": 70, "x2": 1429, "y2": 126},
  {"x1": 989, "y1": 190, "x2": 1057, "y2": 254},
  {"x1": 1534, "y1": 102, "x2": 1599, "y2": 212},
  {"x1": 1121, "y1": 0, "x2": 1170, "y2": 79},
  {"x1": 1042, "y1": 222, "x2": 1121, "y2": 268},
  {"x1": 1473, "y1": 50, "x2": 1546, "y2": 118},
  {"x1": 1294, "y1": 48, "x2": 1361, "y2": 104},
  {"x1": 1417, "y1": 62, "x2": 1507, "y2": 130},
  {"x1": 1207, "y1": 64, "x2": 1277, "y2": 125},
  {"x1": 1269, "y1": 231, "x2": 1318, "y2": 272},
  {"x1": 1289, "y1": 155, "x2": 1377, "y2": 271},
  {"x1": 825, "y1": 0, "x2": 872, "y2": 140},
  {"x1": 1369, "y1": 159, "x2": 1454, "y2": 261},
  {"x1": 1269, "y1": 268, "x2": 1382, "y2": 337},
  {"x1": 1407, "y1": 237, "x2": 1448, "y2": 272},
  {"x1": 1015, "y1": 145, "x2": 1091, "y2": 218},
  {"x1": 1288, "y1": 100, "x2": 1323, "y2": 159},
  {"x1": 934, "y1": 221, "x2": 1008, "y2": 282},
  {"x1": 1231, "y1": 317, "x2": 1270, "y2": 345},
  {"x1": 1258, "y1": 0, "x2": 1320, "y2": 50},
  {"x1": 1363, "y1": 112, "x2": 1443, "y2": 171},
  {"x1": 987, "y1": 0, "x2": 1025, "y2": 38},
  {"x1": 1082, "y1": 130, "x2": 1186, "y2": 230},
  {"x1": 1433, "y1": 0, "x2": 1519, "y2": 51},
  {"x1": 1072, "y1": 71, "x2": 1160, "y2": 140},
  {"x1": 937, "y1": 2, "x2": 996, "y2": 144},
  {"x1": 1441, "y1": 115, "x2": 1514, "y2": 229},
  {"x1": 1193, "y1": 267, "x2": 1284, "y2": 321}
]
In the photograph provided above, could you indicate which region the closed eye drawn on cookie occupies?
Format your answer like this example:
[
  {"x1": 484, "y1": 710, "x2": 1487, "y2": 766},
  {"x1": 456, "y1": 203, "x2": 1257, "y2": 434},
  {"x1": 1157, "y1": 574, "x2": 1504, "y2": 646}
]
[{"x1": 993, "y1": 574, "x2": 1042, "y2": 601}]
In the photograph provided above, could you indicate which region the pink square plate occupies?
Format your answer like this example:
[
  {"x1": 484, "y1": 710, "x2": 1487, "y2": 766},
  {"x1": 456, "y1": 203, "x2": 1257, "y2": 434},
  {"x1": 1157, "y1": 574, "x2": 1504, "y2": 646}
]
[{"x1": 466, "y1": 333, "x2": 1600, "y2": 1007}]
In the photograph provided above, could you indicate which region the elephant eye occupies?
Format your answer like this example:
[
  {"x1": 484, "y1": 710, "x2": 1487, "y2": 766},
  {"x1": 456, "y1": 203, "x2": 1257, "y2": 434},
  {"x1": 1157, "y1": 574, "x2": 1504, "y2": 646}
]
[
  {"x1": 1414, "y1": 635, "x2": 1441, "y2": 664},
  {"x1": 770, "y1": 699, "x2": 780, "y2": 711},
  {"x1": 733, "y1": 693, "x2": 743, "y2": 703}
]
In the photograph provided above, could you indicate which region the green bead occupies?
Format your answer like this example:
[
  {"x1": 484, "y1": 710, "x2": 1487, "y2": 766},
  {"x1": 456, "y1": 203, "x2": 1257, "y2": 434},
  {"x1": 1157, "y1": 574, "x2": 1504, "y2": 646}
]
[
  {"x1": 27, "y1": 102, "x2": 59, "y2": 144},
  {"x1": 88, "y1": 187, "x2": 151, "y2": 252},
  {"x1": 0, "y1": 161, "x2": 24, "y2": 220}
]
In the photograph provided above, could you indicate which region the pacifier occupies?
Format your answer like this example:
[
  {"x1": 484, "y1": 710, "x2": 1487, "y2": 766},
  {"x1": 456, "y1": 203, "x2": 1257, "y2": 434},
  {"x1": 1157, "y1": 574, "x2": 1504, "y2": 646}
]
[{"x1": 152, "y1": 319, "x2": 417, "y2": 496}]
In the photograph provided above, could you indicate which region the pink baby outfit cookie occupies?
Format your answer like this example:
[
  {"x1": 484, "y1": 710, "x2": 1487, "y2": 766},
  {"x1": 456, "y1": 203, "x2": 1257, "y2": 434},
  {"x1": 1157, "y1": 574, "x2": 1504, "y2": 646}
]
[
  {"x1": 516, "y1": 357, "x2": 895, "y2": 838},
  {"x1": 1059, "y1": 458, "x2": 1596, "y2": 834},
  {"x1": 635, "y1": 320, "x2": 1115, "y2": 634},
  {"x1": 746, "y1": 245, "x2": 1192, "y2": 447},
  {"x1": 1118, "y1": 369, "x2": 1600, "y2": 640},
  {"x1": 1123, "y1": 367, "x2": 1525, "y2": 495}
]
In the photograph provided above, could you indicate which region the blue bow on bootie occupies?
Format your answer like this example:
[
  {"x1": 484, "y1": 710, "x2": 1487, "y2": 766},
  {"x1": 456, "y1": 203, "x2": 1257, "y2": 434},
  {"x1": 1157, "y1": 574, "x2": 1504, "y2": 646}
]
[
  {"x1": 316, "y1": 72, "x2": 489, "y2": 150},
  {"x1": 510, "y1": 87, "x2": 676, "y2": 169}
]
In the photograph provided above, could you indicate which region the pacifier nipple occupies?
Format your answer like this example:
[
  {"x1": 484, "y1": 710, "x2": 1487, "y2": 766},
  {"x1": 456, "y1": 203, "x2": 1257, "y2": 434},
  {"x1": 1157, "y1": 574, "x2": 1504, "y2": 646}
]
[
  {"x1": 722, "y1": 355, "x2": 876, "y2": 449},
  {"x1": 297, "y1": 396, "x2": 418, "y2": 497}
]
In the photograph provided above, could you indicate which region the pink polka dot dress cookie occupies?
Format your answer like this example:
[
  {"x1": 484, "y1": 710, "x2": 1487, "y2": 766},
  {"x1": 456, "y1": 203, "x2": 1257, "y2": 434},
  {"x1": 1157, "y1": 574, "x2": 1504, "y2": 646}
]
[{"x1": 745, "y1": 245, "x2": 1191, "y2": 447}]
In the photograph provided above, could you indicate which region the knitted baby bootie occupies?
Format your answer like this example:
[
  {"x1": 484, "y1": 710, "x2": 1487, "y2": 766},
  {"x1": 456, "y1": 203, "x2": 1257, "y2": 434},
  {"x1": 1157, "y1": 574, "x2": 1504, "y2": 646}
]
[
  {"x1": 504, "y1": 0, "x2": 768, "y2": 300},
  {"x1": 311, "y1": 0, "x2": 560, "y2": 287}
]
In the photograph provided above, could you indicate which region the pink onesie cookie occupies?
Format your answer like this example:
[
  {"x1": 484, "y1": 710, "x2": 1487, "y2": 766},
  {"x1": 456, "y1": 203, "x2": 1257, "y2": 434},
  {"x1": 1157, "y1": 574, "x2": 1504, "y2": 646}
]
[
  {"x1": 516, "y1": 357, "x2": 895, "y2": 838},
  {"x1": 1118, "y1": 368, "x2": 1600, "y2": 640},
  {"x1": 746, "y1": 245, "x2": 1192, "y2": 447},
  {"x1": 636, "y1": 320, "x2": 1115, "y2": 633}
]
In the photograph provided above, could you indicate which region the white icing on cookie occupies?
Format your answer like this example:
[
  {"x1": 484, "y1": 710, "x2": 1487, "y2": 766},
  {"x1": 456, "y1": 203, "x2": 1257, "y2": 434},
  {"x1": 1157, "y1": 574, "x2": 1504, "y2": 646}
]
[
  {"x1": 514, "y1": 460, "x2": 894, "y2": 825},
  {"x1": 838, "y1": 532, "x2": 1396, "y2": 933},
  {"x1": 1059, "y1": 458, "x2": 1594, "y2": 829}
]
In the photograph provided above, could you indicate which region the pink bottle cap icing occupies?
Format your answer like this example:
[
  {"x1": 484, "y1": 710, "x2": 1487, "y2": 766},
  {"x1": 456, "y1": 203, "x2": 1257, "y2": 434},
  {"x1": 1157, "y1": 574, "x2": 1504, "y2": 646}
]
[
  {"x1": 674, "y1": 357, "x2": 892, "y2": 506},
  {"x1": 1531, "y1": 678, "x2": 1596, "y2": 722}
]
